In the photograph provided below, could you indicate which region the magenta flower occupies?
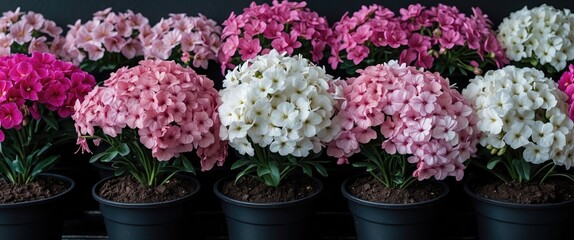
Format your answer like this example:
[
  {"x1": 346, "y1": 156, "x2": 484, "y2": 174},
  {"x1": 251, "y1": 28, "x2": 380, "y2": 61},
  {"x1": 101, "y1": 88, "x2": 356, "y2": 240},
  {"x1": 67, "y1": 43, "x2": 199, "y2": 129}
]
[
  {"x1": 327, "y1": 61, "x2": 479, "y2": 188},
  {"x1": 328, "y1": 3, "x2": 508, "y2": 79},
  {"x1": 218, "y1": 0, "x2": 332, "y2": 73},
  {"x1": 0, "y1": 52, "x2": 95, "y2": 184},
  {"x1": 558, "y1": 64, "x2": 574, "y2": 119},
  {"x1": 0, "y1": 102, "x2": 23, "y2": 129}
]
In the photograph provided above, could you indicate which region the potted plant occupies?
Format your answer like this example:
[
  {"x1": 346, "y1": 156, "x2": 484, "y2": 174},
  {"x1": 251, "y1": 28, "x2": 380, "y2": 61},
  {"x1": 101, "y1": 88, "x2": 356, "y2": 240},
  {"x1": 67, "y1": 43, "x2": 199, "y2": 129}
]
[
  {"x1": 0, "y1": 8, "x2": 64, "y2": 56},
  {"x1": 326, "y1": 60, "x2": 480, "y2": 240},
  {"x1": 214, "y1": 49, "x2": 341, "y2": 240},
  {"x1": 72, "y1": 59, "x2": 227, "y2": 240},
  {"x1": 0, "y1": 52, "x2": 95, "y2": 240},
  {"x1": 58, "y1": 8, "x2": 148, "y2": 78},
  {"x1": 328, "y1": 3, "x2": 508, "y2": 87},
  {"x1": 217, "y1": 0, "x2": 332, "y2": 74},
  {"x1": 497, "y1": 4, "x2": 574, "y2": 77},
  {"x1": 461, "y1": 65, "x2": 574, "y2": 240}
]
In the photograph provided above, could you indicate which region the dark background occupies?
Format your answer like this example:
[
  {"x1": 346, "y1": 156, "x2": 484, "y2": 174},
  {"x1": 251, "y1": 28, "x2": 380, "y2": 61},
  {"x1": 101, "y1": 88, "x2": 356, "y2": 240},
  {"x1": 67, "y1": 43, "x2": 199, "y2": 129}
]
[
  {"x1": 0, "y1": 0, "x2": 572, "y2": 29},
  {"x1": 1, "y1": 1, "x2": 572, "y2": 239}
]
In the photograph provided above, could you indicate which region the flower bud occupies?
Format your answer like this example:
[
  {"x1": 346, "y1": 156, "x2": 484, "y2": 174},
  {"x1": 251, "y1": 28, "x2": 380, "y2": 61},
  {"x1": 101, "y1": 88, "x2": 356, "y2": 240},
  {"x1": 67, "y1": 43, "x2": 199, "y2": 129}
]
[
  {"x1": 490, "y1": 147, "x2": 498, "y2": 155},
  {"x1": 497, "y1": 147, "x2": 506, "y2": 156}
]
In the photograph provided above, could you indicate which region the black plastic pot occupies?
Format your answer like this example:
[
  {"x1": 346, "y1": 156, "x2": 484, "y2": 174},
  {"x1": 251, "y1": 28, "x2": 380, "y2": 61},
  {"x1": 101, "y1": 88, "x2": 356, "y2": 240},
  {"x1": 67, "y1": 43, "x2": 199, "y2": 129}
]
[
  {"x1": 213, "y1": 176, "x2": 323, "y2": 240},
  {"x1": 341, "y1": 175, "x2": 449, "y2": 240},
  {"x1": 93, "y1": 175, "x2": 201, "y2": 240},
  {"x1": 0, "y1": 173, "x2": 75, "y2": 240},
  {"x1": 464, "y1": 181, "x2": 574, "y2": 240}
]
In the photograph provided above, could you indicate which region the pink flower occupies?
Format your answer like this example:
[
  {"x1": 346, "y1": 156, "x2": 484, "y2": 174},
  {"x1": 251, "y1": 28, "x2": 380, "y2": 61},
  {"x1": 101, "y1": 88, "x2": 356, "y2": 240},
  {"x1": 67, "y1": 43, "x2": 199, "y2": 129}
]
[
  {"x1": 238, "y1": 37, "x2": 262, "y2": 61},
  {"x1": 347, "y1": 45, "x2": 369, "y2": 65},
  {"x1": 409, "y1": 91, "x2": 437, "y2": 116},
  {"x1": 73, "y1": 59, "x2": 227, "y2": 170},
  {"x1": 9, "y1": 21, "x2": 33, "y2": 45},
  {"x1": 327, "y1": 61, "x2": 479, "y2": 184}
]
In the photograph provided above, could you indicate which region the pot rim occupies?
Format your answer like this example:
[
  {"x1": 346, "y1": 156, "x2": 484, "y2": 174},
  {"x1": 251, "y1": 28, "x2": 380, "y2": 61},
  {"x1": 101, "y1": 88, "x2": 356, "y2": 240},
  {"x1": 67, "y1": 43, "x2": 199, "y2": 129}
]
[
  {"x1": 213, "y1": 175, "x2": 323, "y2": 208},
  {"x1": 341, "y1": 174, "x2": 450, "y2": 209},
  {"x1": 0, "y1": 173, "x2": 75, "y2": 208},
  {"x1": 92, "y1": 174, "x2": 200, "y2": 208},
  {"x1": 463, "y1": 179, "x2": 574, "y2": 209}
]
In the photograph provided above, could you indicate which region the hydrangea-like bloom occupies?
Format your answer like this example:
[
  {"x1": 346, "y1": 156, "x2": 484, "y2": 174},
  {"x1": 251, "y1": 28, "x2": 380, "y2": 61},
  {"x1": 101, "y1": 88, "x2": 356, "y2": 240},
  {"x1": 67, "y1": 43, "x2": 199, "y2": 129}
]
[
  {"x1": 0, "y1": 8, "x2": 64, "y2": 56},
  {"x1": 142, "y1": 13, "x2": 222, "y2": 69},
  {"x1": 218, "y1": 0, "x2": 332, "y2": 73},
  {"x1": 463, "y1": 66, "x2": 574, "y2": 168},
  {"x1": 328, "y1": 61, "x2": 479, "y2": 181},
  {"x1": 219, "y1": 50, "x2": 340, "y2": 158},
  {"x1": 498, "y1": 4, "x2": 574, "y2": 73},
  {"x1": 73, "y1": 59, "x2": 227, "y2": 170}
]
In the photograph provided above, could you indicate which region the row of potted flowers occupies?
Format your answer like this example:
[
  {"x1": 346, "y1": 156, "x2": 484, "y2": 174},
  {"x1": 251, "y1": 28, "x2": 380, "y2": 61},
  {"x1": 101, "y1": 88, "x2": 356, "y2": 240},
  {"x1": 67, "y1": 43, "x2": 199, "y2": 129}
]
[
  {"x1": 2, "y1": 2, "x2": 573, "y2": 80},
  {"x1": 0, "y1": 1, "x2": 573, "y2": 240}
]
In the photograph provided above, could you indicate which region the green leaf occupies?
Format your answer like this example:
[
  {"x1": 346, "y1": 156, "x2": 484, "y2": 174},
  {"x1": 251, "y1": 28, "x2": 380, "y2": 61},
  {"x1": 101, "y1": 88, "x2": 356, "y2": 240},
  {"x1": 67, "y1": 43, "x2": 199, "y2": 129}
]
[
  {"x1": 41, "y1": 115, "x2": 59, "y2": 131},
  {"x1": 268, "y1": 161, "x2": 281, "y2": 184},
  {"x1": 311, "y1": 162, "x2": 328, "y2": 177},
  {"x1": 101, "y1": 151, "x2": 118, "y2": 162},
  {"x1": 512, "y1": 159, "x2": 531, "y2": 181},
  {"x1": 301, "y1": 164, "x2": 312, "y2": 176},
  {"x1": 31, "y1": 155, "x2": 59, "y2": 176},
  {"x1": 117, "y1": 143, "x2": 130, "y2": 156},
  {"x1": 10, "y1": 158, "x2": 24, "y2": 174},
  {"x1": 181, "y1": 155, "x2": 195, "y2": 174},
  {"x1": 231, "y1": 159, "x2": 252, "y2": 170},
  {"x1": 89, "y1": 151, "x2": 108, "y2": 163},
  {"x1": 257, "y1": 166, "x2": 271, "y2": 176},
  {"x1": 486, "y1": 158, "x2": 501, "y2": 170}
]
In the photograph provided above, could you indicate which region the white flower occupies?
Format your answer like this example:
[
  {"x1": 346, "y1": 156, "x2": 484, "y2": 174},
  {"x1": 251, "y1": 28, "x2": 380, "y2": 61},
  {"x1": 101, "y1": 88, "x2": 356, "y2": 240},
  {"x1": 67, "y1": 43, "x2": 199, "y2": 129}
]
[
  {"x1": 227, "y1": 121, "x2": 252, "y2": 142},
  {"x1": 270, "y1": 102, "x2": 299, "y2": 128},
  {"x1": 523, "y1": 143, "x2": 550, "y2": 164},
  {"x1": 292, "y1": 138, "x2": 314, "y2": 157},
  {"x1": 219, "y1": 49, "x2": 338, "y2": 157},
  {"x1": 491, "y1": 91, "x2": 512, "y2": 115},
  {"x1": 531, "y1": 122, "x2": 554, "y2": 147},
  {"x1": 269, "y1": 136, "x2": 296, "y2": 156},
  {"x1": 498, "y1": 4, "x2": 574, "y2": 72},
  {"x1": 477, "y1": 109, "x2": 503, "y2": 134},
  {"x1": 503, "y1": 123, "x2": 532, "y2": 149},
  {"x1": 230, "y1": 138, "x2": 254, "y2": 156}
]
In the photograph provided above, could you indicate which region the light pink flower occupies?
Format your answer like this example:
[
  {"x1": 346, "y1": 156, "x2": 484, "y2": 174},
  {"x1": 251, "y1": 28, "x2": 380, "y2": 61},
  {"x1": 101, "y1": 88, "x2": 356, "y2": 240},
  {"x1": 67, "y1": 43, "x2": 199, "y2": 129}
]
[{"x1": 327, "y1": 61, "x2": 480, "y2": 182}]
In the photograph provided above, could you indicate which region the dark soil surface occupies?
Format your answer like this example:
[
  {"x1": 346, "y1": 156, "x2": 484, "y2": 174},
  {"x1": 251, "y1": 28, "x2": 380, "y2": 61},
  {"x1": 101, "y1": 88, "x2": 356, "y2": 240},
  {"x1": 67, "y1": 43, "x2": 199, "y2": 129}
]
[
  {"x1": 471, "y1": 178, "x2": 574, "y2": 204},
  {"x1": 97, "y1": 175, "x2": 196, "y2": 203},
  {"x1": 348, "y1": 175, "x2": 446, "y2": 204},
  {"x1": 220, "y1": 176, "x2": 318, "y2": 203},
  {"x1": 0, "y1": 175, "x2": 69, "y2": 203}
]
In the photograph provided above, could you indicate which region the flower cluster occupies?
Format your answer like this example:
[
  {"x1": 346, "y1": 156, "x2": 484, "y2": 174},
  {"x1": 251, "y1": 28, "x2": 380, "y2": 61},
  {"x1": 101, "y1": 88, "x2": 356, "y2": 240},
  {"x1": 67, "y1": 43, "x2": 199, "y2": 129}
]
[
  {"x1": 559, "y1": 64, "x2": 574, "y2": 119},
  {"x1": 329, "y1": 4, "x2": 508, "y2": 78},
  {"x1": 218, "y1": 0, "x2": 332, "y2": 73},
  {"x1": 463, "y1": 66, "x2": 574, "y2": 182},
  {"x1": 74, "y1": 59, "x2": 227, "y2": 173},
  {"x1": 58, "y1": 8, "x2": 148, "y2": 73},
  {"x1": 0, "y1": 8, "x2": 63, "y2": 56},
  {"x1": 142, "y1": 13, "x2": 222, "y2": 69},
  {"x1": 219, "y1": 50, "x2": 340, "y2": 187},
  {"x1": 498, "y1": 4, "x2": 574, "y2": 73},
  {"x1": 0, "y1": 52, "x2": 95, "y2": 184},
  {"x1": 327, "y1": 61, "x2": 479, "y2": 187}
]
